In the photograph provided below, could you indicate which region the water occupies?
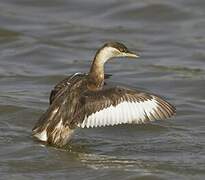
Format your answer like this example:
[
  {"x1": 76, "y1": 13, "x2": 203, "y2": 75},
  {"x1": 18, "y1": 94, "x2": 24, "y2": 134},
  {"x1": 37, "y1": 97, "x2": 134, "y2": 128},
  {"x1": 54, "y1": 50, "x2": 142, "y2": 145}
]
[{"x1": 0, "y1": 0, "x2": 205, "y2": 179}]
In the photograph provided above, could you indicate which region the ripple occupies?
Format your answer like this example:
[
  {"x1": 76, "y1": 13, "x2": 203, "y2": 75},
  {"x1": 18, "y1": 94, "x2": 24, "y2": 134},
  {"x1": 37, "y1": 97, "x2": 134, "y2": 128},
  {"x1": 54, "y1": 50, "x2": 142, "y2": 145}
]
[
  {"x1": 0, "y1": 0, "x2": 204, "y2": 179},
  {"x1": 0, "y1": 28, "x2": 20, "y2": 39},
  {"x1": 150, "y1": 65, "x2": 205, "y2": 78},
  {"x1": 104, "y1": 3, "x2": 193, "y2": 23},
  {"x1": 77, "y1": 153, "x2": 205, "y2": 177}
]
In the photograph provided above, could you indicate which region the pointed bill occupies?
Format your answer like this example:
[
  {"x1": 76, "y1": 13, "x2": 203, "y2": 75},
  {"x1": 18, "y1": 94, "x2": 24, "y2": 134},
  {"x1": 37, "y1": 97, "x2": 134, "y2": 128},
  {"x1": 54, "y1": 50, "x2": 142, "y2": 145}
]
[{"x1": 123, "y1": 51, "x2": 140, "y2": 58}]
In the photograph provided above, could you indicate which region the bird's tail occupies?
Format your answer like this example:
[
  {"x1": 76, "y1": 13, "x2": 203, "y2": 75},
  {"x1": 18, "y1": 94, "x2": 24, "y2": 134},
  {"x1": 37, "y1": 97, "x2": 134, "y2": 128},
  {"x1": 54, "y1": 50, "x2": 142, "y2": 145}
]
[{"x1": 32, "y1": 101, "x2": 74, "y2": 147}]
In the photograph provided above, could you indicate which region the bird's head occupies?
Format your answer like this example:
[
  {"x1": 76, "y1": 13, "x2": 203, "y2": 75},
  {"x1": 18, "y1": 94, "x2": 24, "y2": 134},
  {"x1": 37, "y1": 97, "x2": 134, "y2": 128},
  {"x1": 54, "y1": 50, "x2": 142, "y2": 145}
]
[{"x1": 94, "y1": 42, "x2": 139, "y2": 64}]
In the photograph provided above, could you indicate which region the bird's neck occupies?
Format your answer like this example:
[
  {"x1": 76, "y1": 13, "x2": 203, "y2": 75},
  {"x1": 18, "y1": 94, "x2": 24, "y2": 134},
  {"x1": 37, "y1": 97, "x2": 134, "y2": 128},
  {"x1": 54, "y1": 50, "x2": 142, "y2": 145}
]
[{"x1": 87, "y1": 55, "x2": 105, "y2": 91}]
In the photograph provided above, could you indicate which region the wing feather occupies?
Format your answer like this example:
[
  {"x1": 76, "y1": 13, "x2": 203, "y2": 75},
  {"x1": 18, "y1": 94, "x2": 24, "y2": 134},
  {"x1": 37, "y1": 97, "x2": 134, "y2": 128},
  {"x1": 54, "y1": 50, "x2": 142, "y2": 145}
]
[
  {"x1": 76, "y1": 87, "x2": 176, "y2": 128},
  {"x1": 49, "y1": 73, "x2": 112, "y2": 104}
]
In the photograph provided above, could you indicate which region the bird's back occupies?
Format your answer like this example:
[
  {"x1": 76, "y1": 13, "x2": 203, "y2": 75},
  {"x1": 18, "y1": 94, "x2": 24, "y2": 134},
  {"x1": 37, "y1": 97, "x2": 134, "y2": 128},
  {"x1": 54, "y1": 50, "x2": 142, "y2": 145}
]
[{"x1": 49, "y1": 73, "x2": 86, "y2": 104}]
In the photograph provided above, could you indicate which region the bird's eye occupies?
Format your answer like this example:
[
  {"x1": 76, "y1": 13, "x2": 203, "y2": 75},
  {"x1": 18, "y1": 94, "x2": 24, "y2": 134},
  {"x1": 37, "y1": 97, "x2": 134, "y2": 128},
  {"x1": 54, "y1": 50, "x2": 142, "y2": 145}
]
[
  {"x1": 122, "y1": 48, "x2": 128, "y2": 53},
  {"x1": 119, "y1": 48, "x2": 127, "y2": 52}
]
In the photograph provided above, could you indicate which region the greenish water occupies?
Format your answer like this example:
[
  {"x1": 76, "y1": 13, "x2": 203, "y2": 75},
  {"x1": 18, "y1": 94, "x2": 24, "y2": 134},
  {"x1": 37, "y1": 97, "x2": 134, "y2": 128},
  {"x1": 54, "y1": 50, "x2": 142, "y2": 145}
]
[{"x1": 0, "y1": 0, "x2": 205, "y2": 179}]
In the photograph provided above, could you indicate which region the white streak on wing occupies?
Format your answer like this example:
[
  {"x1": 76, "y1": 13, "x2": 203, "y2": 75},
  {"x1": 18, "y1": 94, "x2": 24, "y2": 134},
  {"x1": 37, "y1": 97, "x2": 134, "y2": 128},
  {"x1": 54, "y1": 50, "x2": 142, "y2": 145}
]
[
  {"x1": 131, "y1": 102, "x2": 137, "y2": 122},
  {"x1": 132, "y1": 102, "x2": 138, "y2": 122},
  {"x1": 88, "y1": 115, "x2": 92, "y2": 128},
  {"x1": 79, "y1": 116, "x2": 87, "y2": 128},
  {"x1": 122, "y1": 102, "x2": 128, "y2": 124},
  {"x1": 104, "y1": 107, "x2": 109, "y2": 126},
  {"x1": 114, "y1": 104, "x2": 119, "y2": 126},
  {"x1": 96, "y1": 110, "x2": 101, "y2": 127},
  {"x1": 108, "y1": 106, "x2": 113, "y2": 126},
  {"x1": 119, "y1": 103, "x2": 124, "y2": 124},
  {"x1": 56, "y1": 119, "x2": 63, "y2": 129},
  {"x1": 86, "y1": 114, "x2": 92, "y2": 128},
  {"x1": 139, "y1": 101, "x2": 146, "y2": 122},
  {"x1": 50, "y1": 107, "x2": 59, "y2": 119},
  {"x1": 143, "y1": 99, "x2": 157, "y2": 121},
  {"x1": 97, "y1": 109, "x2": 103, "y2": 127},
  {"x1": 70, "y1": 72, "x2": 82, "y2": 79},
  {"x1": 79, "y1": 99, "x2": 160, "y2": 128},
  {"x1": 86, "y1": 116, "x2": 90, "y2": 128},
  {"x1": 140, "y1": 101, "x2": 149, "y2": 120},
  {"x1": 111, "y1": 105, "x2": 116, "y2": 125},
  {"x1": 127, "y1": 103, "x2": 133, "y2": 123},
  {"x1": 124, "y1": 102, "x2": 129, "y2": 123},
  {"x1": 53, "y1": 108, "x2": 59, "y2": 114},
  {"x1": 129, "y1": 102, "x2": 135, "y2": 123},
  {"x1": 90, "y1": 113, "x2": 95, "y2": 128},
  {"x1": 145, "y1": 100, "x2": 156, "y2": 120},
  {"x1": 93, "y1": 112, "x2": 97, "y2": 128},
  {"x1": 100, "y1": 108, "x2": 105, "y2": 127},
  {"x1": 33, "y1": 107, "x2": 60, "y2": 141},
  {"x1": 117, "y1": 104, "x2": 123, "y2": 125},
  {"x1": 126, "y1": 103, "x2": 131, "y2": 123},
  {"x1": 106, "y1": 105, "x2": 112, "y2": 126},
  {"x1": 134, "y1": 102, "x2": 142, "y2": 123},
  {"x1": 33, "y1": 130, "x2": 47, "y2": 142}
]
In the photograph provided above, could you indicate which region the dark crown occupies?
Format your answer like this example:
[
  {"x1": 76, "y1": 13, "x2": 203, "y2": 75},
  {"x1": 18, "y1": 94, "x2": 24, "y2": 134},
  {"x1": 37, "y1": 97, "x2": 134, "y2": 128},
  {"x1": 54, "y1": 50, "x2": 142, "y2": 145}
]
[{"x1": 103, "y1": 42, "x2": 129, "y2": 53}]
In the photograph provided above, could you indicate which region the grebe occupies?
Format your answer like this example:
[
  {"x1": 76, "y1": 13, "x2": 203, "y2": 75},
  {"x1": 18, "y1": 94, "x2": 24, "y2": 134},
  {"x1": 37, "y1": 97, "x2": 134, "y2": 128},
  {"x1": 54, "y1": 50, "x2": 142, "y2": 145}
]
[{"x1": 32, "y1": 42, "x2": 176, "y2": 147}]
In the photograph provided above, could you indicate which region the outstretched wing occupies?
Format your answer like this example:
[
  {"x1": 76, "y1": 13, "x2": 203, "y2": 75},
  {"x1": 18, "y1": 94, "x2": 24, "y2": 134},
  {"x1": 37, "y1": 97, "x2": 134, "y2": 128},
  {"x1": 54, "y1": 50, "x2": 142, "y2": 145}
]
[
  {"x1": 74, "y1": 87, "x2": 176, "y2": 128},
  {"x1": 33, "y1": 72, "x2": 113, "y2": 144},
  {"x1": 32, "y1": 83, "x2": 82, "y2": 144}
]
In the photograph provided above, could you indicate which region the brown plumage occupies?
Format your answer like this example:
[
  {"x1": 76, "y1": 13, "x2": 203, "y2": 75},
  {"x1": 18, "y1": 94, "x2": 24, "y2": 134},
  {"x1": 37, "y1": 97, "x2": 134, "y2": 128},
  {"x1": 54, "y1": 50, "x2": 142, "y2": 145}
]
[{"x1": 32, "y1": 42, "x2": 176, "y2": 147}]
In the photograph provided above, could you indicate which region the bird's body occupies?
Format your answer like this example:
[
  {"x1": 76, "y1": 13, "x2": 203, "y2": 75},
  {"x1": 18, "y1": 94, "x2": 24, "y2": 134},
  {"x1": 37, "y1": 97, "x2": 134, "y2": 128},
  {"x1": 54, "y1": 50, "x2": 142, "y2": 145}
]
[{"x1": 32, "y1": 42, "x2": 176, "y2": 147}]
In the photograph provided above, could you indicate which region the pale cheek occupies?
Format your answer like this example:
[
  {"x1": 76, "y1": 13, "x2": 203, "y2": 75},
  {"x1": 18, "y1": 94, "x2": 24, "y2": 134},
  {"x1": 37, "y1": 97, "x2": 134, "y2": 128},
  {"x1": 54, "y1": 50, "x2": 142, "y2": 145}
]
[{"x1": 113, "y1": 51, "x2": 120, "y2": 56}]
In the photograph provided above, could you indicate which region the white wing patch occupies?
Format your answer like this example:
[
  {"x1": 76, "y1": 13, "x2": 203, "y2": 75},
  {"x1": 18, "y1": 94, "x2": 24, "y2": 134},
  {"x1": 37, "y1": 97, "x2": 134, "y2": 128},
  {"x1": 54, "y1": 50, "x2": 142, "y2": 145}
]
[
  {"x1": 33, "y1": 129, "x2": 48, "y2": 142},
  {"x1": 78, "y1": 97, "x2": 162, "y2": 128}
]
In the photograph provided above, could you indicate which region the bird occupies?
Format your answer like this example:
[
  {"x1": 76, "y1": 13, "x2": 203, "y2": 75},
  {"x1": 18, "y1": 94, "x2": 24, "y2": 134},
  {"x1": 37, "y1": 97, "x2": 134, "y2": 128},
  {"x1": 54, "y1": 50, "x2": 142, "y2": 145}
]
[{"x1": 32, "y1": 42, "x2": 176, "y2": 147}]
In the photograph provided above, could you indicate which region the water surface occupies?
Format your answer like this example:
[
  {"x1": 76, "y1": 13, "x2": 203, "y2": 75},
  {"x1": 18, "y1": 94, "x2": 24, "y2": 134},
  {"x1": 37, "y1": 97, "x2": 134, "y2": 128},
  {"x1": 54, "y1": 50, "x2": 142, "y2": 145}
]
[{"x1": 0, "y1": 0, "x2": 205, "y2": 179}]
